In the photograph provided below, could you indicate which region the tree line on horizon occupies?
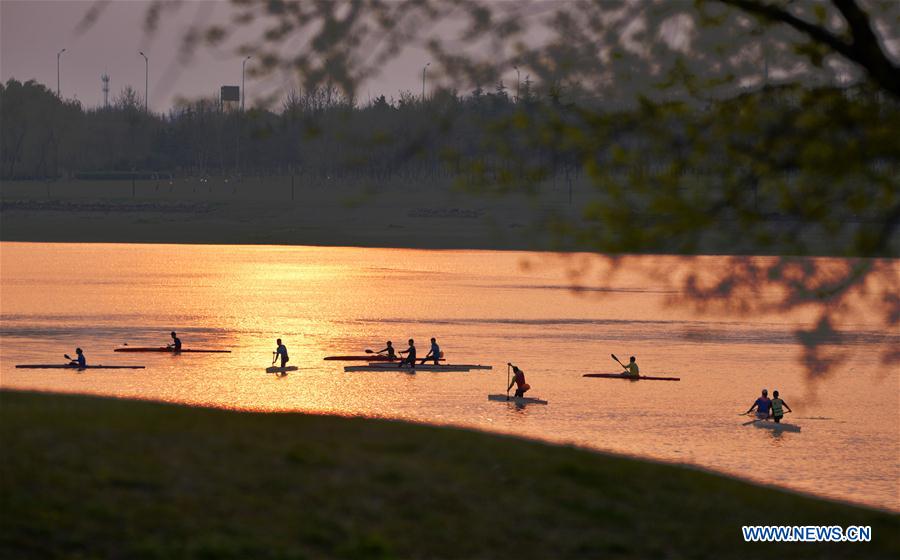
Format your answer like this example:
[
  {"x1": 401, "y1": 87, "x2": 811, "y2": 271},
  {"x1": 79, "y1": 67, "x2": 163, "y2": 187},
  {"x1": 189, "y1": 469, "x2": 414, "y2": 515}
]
[
  {"x1": 2, "y1": 74, "x2": 897, "y2": 258},
  {"x1": 0, "y1": 76, "x2": 571, "y2": 181}
]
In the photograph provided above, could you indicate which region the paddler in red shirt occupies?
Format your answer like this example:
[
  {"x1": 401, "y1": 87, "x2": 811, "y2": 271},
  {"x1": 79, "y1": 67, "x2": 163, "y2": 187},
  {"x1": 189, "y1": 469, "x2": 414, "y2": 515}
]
[{"x1": 507, "y1": 363, "x2": 531, "y2": 397}]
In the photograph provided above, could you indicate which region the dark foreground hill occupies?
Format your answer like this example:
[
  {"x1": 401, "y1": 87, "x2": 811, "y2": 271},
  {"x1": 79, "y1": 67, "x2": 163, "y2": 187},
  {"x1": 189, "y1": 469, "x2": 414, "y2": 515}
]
[{"x1": 1, "y1": 390, "x2": 897, "y2": 559}]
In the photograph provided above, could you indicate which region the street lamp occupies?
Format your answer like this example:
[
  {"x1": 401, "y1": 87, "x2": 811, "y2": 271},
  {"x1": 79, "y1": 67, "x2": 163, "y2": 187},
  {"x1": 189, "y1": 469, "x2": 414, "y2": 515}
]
[
  {"x1": 56, "y1": 48, "x2": 66, "y2": 98},
  {"x1": 139, "y1": 51, "x2": 148, "y2": 111},
  {"x1": 422, "y1": 62, "x2": 431, "y2": 102},
  {"x1": 242, "y1": 56, "x2": 252, "y2": 112},
  {"x1": 514, "y1": 65, "x2": 521, "y2": 103}
]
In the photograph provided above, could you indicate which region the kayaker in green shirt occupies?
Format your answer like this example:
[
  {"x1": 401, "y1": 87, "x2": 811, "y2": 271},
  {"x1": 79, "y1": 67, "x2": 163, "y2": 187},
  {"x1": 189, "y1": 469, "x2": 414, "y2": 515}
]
[
  {"x1": 623, "y1": 356, "x2": 639, "y2": 377},
  {"x1": 771, "y1": 390, "x2": 792, "y2": 423}
]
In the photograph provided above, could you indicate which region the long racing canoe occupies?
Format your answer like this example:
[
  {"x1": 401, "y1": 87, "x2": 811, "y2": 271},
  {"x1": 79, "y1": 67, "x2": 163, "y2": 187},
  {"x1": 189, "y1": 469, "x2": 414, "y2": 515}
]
[
  {"x1": 344, "y1": 363, "x2": 491, "y2": 372},
  {"x1": 16, "y1": 364, "x2": 145, "y2": 370},
  {"x1": 583, "y1": 373, "x2": 680, "y2": 381},
  {"x1": 115, "y1": 347, "x2": 231, "y2": 353},
  {"x1": 488, "y1": 394, "x2": 548, "y2": 405},
  {"x1": 324, "y1": 355, "x2": 444, "y2": 361}
]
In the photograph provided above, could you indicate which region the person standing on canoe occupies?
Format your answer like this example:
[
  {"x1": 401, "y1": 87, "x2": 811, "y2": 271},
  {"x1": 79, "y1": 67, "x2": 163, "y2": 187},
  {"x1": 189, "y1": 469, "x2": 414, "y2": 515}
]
[
  {"x1": 771, "y1": 390, "x2": 792, "y2": 423},
  {"x1": 273, "y1": 339, "x2": 289, "y2": 368},
  {"x1": 421, "y1": 337, "x2": 441, "y2": 365},
  {"x1": 168, "y1": 331, "x2": 182, "y2": 351},
  {"x1": 376, "y1": 341, "x2": 396, "y2": 360},
  {"x1": 507, "y1": 363, "x2": 531, "y2": 397},
  {"x1": 398, "y1": 339, "x2": 416, "y2": 368},
  {"x1": 745, "y1": 389, "x2": 772, "y2": 420},
  {"x1": 68, "y1": 348, "x2": 86, "y2": 368},
  {"x1": 623, "y1": 356, "x2": 639, "y2": 378}
]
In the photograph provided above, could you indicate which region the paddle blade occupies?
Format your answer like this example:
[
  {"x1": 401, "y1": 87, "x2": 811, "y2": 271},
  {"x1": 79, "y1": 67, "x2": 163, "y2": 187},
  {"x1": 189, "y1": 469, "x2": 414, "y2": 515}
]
[
  {"x1": 64, "y1": 354, "x2": 71, "y2": 360},
  {"x1": 365, "y1": 349, "x2": 374, "y2": 353}
]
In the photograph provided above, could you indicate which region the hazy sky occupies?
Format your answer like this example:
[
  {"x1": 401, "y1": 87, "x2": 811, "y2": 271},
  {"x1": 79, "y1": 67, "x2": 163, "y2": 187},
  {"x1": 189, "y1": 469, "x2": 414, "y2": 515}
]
[{"x1": 0, "y1": 0, "x2": 432, "y2": 111}]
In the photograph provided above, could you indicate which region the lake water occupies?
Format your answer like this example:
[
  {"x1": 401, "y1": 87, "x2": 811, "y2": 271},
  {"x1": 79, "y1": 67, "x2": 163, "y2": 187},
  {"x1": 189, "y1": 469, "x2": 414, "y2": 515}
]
[{"x1": 1, "y1": 242, "x2": 897, "y2": 511}]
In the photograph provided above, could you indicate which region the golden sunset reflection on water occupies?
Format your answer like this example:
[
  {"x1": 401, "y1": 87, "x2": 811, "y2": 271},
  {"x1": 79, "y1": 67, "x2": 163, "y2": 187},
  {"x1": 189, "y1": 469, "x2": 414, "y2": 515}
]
[{"x1": 1, "y1": 242, "x2": 897, "y2": 511}]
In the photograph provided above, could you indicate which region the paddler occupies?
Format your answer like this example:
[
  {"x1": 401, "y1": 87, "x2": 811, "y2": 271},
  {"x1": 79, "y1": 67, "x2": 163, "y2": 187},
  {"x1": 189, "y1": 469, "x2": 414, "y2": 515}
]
[
  {"x1": 771, "y1": 390, "x2": 792, "y2": 423},
  {"x1": 622, "y1": 356, "x2": 639, "y2": 377},
  {"x1": 169, "y1": 331, "x2": 182, "y2": 351},
  {"x1": 68, "y1": 348, "x2": 86, "y2": 368},
  {"x1": 398, "y1": 339, "x2": 416, "y2": 368},
  {"x1": 745, "y1": 389, "x2": 772, "y2": 420},
  {"x1": 507, "y1": 363, "x2": 531, "y2": 397},
  {"x1": 273, "y1": 338, "x2": 289, "y2": 368},
  {"x1": 421, "y1": 337, "x2": 441, "y2": 365},
  {"x1": 376, "y1": 341, "x2": 396, "y2": 360}
]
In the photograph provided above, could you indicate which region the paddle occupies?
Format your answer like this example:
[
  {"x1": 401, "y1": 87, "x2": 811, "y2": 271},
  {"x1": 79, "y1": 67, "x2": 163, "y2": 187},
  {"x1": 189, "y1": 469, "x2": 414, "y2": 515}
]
[
  {"x1": 611, "y1": 353, "x2": 629, "y2": 373},
  {"x1": 506, "y1": 363, "x2": 512, "y2": 401}
]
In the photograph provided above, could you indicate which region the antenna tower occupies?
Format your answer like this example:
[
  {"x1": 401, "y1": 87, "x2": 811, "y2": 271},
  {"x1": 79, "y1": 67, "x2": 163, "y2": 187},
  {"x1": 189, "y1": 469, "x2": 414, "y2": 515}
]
[{"x1": 101, "y1": 73, "x2": 110, "y2": 107}]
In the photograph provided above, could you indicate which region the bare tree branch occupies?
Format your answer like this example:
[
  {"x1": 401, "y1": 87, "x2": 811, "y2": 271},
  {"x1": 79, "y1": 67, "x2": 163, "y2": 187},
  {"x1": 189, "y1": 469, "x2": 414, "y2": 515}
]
[{"x1": 718, "y1": 0, "x2": 900, "y2": 96}]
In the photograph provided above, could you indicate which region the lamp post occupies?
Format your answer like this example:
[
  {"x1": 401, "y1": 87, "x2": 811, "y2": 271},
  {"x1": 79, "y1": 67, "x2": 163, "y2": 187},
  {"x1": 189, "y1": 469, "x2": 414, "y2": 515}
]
[
  {"x1": 422, "y1": 62, "x2": 430, "y2": 102},
  {"x1": 514, "y1": 65, "x2": 521, "y2": 103},
  {"x1": 242, "y1": 56, "x2": 252, "y2": 112},
  {"x1": 56, "y1": 48, "x2": 66, "y2": 97},
  {"x1": 139, "y1": 51, "x2": 148, "y2": 111}
]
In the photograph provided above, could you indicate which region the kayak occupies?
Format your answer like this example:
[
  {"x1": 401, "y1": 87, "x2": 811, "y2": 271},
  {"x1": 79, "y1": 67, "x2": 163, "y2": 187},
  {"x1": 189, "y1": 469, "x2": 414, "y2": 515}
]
[
  {"x1": 752, "y1": 420, "x2": 801, "y2": 433},
  {"x1": 343, "y1": 363, "x2": 491, "y2": 372},
  {"x1": 583, "y1": 373, "x2": 681, "y2": 381},
  {"x1": 115, "y1": 347, "x2": 231, "y2": 353},
  {"x1": 325, "y1": 355, "x2": 397, "y2": 361},
  {"x1": 16, "y1": 364, "x2": 145, "y2": 370},
  {"x1": 488, "y1": 394, "x2": 548, "y2": 405},
  {"x1": 266, "y1": 366, "x2": 299, "y2": 373},
  {"x1": 323, "y1": 355, "x2": 445, "y2": 361}
]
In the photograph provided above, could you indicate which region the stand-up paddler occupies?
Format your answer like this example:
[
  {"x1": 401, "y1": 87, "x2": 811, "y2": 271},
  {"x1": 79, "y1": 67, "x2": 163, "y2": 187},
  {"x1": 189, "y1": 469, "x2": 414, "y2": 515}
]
[{"x1": 273, "y1": 339, "x2": 289, "y2": 368}]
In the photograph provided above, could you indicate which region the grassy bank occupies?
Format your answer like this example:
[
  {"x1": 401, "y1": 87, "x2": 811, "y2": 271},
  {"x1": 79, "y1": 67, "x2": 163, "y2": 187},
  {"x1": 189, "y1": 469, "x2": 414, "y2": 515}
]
[{"x1": 1, "y1": 391, "x2": 897, "y2": 559}]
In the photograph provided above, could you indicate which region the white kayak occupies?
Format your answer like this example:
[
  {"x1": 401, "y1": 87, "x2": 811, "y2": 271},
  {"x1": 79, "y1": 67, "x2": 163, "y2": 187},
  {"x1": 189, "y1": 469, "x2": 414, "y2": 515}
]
[
  {"x1": 488, "y1": 394, "x2": 548, "y2": 405},
  {"x1": 266, "y1": 366, "x2": 298, "y2": 373},
  {"x1": 344, "y1": 363, "x2": 492, "y2": 372},
  {"x1": 751, "y1": 420, "x2": 801, "y2": 432}
]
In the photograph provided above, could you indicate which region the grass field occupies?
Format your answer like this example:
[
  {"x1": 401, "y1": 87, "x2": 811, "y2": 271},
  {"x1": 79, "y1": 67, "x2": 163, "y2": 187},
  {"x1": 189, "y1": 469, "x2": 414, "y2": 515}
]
[{"x1": 1, "y1": 390, "x2": 897, "y2": 559}]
